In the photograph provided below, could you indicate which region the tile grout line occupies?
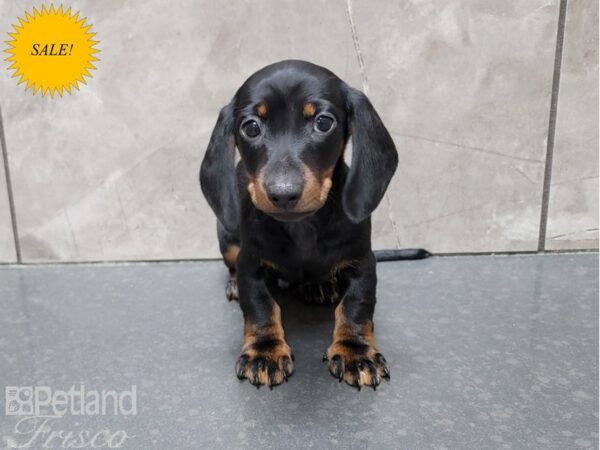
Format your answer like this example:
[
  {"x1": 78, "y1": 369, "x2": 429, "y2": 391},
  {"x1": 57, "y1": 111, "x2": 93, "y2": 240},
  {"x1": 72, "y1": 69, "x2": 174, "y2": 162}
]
[
  {"x1": 538, "y1": 0, "x2": 568, "y2": 252},
  {"x1": 0, "y1": 104, "x2": 21, "y2": 263},
  {"x1": 0, "y1": 249, "x2": 596, "y2": 268},
  {"x1": 345, "y1": 0, "x2": 401, "y2": 249},
  {"x1": 345, "y1": 0, "x2": 369, "y2": 95}
]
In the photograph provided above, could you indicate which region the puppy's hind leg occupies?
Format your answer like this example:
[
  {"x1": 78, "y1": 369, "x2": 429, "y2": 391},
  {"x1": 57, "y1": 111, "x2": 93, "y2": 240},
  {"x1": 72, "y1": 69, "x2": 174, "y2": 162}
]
[{"x1": 217, "y1": 221, "x2": 240, "y2": 301}]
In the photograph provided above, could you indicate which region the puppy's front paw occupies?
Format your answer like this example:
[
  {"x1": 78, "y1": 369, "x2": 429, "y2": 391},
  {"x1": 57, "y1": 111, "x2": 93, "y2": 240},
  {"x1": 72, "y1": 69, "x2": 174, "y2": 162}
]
[
  {"x1": 235, "y1": 340, "x2": 294, "y2": 389},
  {"x1": 226, "y1": 278, "x2": 238, "y2": 301},
  {"x1": 324, "y1": 340, "x2": 389, "y2": 390}
]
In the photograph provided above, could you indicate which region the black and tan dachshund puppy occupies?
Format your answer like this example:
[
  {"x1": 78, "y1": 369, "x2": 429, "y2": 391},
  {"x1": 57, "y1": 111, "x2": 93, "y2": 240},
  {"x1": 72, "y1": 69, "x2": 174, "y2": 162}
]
[{"x1": 200, "y1": 60, "x2": 427, "y2": 390}]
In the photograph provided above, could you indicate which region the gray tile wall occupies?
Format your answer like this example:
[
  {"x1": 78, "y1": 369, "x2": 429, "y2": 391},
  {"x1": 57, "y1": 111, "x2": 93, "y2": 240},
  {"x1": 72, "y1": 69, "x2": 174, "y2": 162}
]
[
  {"x1": 0, "y1": 124, "x2": 16, "y2": 261},
  {"x1": 546, "y1": 0, "x2": 599, "y2": 250},
  {"x1": 0, "y1": 0, "x2": 597, "y2": 262},
  {"x1": 353, "y1": 0, "x2": 560, "y2": 252}
]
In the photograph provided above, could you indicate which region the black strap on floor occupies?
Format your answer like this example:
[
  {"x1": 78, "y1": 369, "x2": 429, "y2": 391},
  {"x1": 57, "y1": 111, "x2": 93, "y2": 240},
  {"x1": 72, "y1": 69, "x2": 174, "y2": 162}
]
[{"x1": 373, "y1": 249, "x2": 431, "y2": 261}]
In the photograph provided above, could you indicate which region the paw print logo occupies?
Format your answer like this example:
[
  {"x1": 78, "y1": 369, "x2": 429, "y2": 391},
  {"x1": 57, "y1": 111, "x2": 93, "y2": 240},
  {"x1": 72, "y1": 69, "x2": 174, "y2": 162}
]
[{"x1": 5, "y1": 387, "x2": 34, "y2": 415}]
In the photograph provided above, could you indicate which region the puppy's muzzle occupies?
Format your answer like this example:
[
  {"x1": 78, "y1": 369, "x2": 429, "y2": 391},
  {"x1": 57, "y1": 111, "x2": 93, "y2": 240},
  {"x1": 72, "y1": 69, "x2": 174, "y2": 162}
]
[
  {"x1": 247, "y1": 163, "x2": 332, "y2": 221},
  {"x1": 263, "y1": 169, "x2": 304, "y2": 211},
  {"x1": 265, "y1": 181, "x2": 303, "y2": 210}
]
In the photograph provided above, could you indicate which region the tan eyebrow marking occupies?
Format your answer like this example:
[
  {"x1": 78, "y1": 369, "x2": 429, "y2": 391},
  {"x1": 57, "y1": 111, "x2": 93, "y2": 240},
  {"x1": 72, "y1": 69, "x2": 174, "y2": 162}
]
[
  {"x1": 256, "y1": 102, "x2": 267, "y2": 118},
  {"x1": 303, "y1": 102, "x2": 316, "y2": 118}
]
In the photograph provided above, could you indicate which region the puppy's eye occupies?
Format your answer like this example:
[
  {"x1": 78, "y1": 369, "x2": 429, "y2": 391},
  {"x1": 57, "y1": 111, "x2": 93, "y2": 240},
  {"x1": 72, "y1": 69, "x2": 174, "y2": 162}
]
[
  {"x1": 314, "y1": 114, "x2": 335, "y2": 133},
  {"x1": 241, "y1": 120, "x2": 261, "y2": 138}
]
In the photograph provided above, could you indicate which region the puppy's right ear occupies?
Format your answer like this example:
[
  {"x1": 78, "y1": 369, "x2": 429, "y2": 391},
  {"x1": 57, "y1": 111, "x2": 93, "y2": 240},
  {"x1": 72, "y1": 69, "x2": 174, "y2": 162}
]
[{"x1": 200, "y1": 102, "x2": 239, "y2": 232}]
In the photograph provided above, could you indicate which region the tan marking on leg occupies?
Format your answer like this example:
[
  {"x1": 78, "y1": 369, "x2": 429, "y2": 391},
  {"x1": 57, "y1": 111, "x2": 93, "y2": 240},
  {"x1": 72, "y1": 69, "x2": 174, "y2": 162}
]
[
  {"x1": 237, "y1": 303, "x2": 294, "y2": 387},
  {"x1": 242, "y1": 303, "x2": 286, "y2": 349},
  {"x1": 330, "y1": 303, "x2": 375, "y2": 348},
  {"x1": 223, "y1": 245, "x2": 240, "y2": 269},
  {"x1": 326, "y1": 303, "x2": 388, "y2": 388}
]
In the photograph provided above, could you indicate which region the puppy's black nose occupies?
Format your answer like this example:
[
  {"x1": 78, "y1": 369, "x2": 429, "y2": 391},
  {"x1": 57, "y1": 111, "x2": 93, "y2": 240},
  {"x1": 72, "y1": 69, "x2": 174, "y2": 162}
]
[{"x1": 266, "y1": 183, "x2": 302, "y2": 209}]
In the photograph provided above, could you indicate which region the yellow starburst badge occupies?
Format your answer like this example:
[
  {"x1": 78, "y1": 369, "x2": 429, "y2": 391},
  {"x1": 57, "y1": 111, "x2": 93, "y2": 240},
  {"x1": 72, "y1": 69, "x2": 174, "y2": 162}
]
[{"x1": 4, "y1": 4, "x2": 100, "y2": 97}]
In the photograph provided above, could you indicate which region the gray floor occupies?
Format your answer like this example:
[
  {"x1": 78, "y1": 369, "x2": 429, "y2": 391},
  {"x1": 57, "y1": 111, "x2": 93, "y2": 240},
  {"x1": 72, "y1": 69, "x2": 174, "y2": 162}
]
[{"x1": 0, "y1": 254, "x2": 598, "y2": 449}]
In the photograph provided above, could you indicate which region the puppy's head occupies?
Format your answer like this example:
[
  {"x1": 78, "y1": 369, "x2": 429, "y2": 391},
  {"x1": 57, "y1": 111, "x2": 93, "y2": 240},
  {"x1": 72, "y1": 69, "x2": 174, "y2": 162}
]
[
  {"x1": 233, "y1": 61, "x2": 347, "y2": 222},
  {"x1": 200, "y1": 60, "x2": 397, "y2": 231}
]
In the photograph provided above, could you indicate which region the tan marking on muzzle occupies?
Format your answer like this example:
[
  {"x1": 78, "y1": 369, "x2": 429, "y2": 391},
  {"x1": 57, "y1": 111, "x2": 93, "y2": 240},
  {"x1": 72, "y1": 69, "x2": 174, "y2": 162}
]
[
  {"x1": 301, "y1": 166, "x2": 333, "y2": 210},
  {"x1": 247, "y1": 171, "x2": 273, "y2": 212},
  {"x1": 247, "y1": 165, "x2": 334, "y2": 215}
]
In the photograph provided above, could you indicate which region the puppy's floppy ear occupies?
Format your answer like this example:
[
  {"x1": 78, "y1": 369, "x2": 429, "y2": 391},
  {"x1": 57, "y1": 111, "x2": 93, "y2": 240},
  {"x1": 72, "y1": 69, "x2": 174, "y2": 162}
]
[
  {"x1": 200, "y1": 101, "x2": 239, "y2": 232},
  {"x1": 342, "y1": 87, "x2": 398, "y2": 223}
]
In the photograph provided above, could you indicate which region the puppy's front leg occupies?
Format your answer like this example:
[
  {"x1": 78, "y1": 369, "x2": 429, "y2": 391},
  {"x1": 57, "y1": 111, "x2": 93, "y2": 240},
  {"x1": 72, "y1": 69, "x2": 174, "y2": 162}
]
[
  {"x1": 235, "y1": 251, "x2": 294, "y2": 389},
  {"x1": 325, "y1": 252, "x2": 390, "y2": 390}
]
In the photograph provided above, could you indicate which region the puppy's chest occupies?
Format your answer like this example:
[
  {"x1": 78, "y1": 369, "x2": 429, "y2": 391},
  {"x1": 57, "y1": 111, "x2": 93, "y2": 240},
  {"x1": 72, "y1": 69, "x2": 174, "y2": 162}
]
[{"x1": 262, "y1": 222, "x2": 338, "y2": 283}]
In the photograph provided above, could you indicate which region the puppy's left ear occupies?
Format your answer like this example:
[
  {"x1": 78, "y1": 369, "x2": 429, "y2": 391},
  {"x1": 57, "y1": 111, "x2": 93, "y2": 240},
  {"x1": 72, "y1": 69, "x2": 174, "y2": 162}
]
[
  {"x1": 342, "y1": 87, "x2": 398, "y2": 223},
  {"x1": 199, "y1": 101, "x2": 240, "y2": 232}
]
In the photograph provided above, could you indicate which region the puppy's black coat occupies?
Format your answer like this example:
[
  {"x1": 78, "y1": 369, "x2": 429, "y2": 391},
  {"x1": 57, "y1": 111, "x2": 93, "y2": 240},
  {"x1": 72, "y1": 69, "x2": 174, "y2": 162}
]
[{"x1": 200, "y1": 60, "x2": 426, "y2": 390}]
